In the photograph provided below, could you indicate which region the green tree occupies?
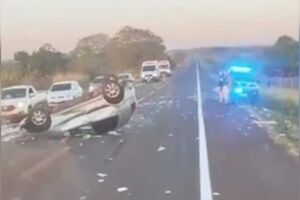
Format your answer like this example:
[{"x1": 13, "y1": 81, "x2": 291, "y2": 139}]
[
  {"x1": 264, "y1": 36, "x2": 299, "y2": 76},
  {"x1": 105, "y1": 26, "x2": 166, "y2": 71},
  {"x1": 14, "y1": 51, "x2": 30, "y2": 71},
  {"x1": 30, "y1": 44, "x2": 69, "y2": 75}
]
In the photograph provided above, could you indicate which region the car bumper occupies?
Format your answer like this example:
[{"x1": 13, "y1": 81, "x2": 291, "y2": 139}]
[
  {"x1": 2, "y1": 111, "x2": 27, "y2": 122},
  {"x1": 142, "y1": 76, "x2": 159, "y2": 81},
  {"x1": 48, "y1": 98, "x2": 73, "y2": 106}
]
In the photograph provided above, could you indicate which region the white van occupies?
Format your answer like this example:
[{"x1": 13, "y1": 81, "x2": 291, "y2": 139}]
[
  {"x1": 158, "y1": 60, "x2": 171, "y2": 76},
  {"x1": 141, "y1": 60, "x2": 161, "y2": 82}
]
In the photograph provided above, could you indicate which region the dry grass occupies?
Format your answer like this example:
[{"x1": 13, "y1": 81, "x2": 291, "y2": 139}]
[
  {"x1": 263, "y1": 87, "x2": 298, "y2": 106},
  {"x1": 52, "y1": 72, "x2": 90, "y2": 89}
]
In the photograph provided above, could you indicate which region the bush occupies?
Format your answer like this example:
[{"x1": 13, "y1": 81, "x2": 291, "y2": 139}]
[{"x1": 1, "y1": 64, "x2": 27, "y2": 87}]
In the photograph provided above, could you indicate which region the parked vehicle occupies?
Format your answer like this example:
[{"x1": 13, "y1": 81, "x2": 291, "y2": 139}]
[
  {"x1": 141, "y1": 60, "x2": 161, "y2": 82},
  {"x1": 89, "y1": 76, "x2": 105, "y2": 98},
  {"x1": 20, "y1": 76, "x2": 137, "y2": 134},
  {"x1": 158, "y1": 60, "x2": 172, "y2": 76},
  {"x1": 47, "y1": 81, "x2": 83, "y2": 106},
  {"x1": 1, "y1": 85, "x2": 48, "y2": 122},
  {"x1": 227, "y1": 66, "x2": 260, "y2": 104}
]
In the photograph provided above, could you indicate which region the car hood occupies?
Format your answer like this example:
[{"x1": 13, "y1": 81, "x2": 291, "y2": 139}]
[{"x1": 2, "y1": 98, "x2": 27, "y2": 106}]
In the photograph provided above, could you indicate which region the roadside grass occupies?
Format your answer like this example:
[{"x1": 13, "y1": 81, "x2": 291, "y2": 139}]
[{"x1": 260, "y1": 86, "x2": 299, "y2": 158}]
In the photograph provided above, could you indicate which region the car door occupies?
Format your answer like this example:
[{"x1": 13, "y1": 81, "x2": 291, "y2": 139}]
[
  {"x1": 73, "y1": 82, "x2": 83, "y2": 98},
  {"x1": 28, "y1": 87, "x2": 36, "y2": 106}
]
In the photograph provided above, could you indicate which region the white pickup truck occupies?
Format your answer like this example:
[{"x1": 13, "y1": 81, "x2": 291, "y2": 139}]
[{"x1": 1, "y1": 85, "x2": 48, "y2": 122}]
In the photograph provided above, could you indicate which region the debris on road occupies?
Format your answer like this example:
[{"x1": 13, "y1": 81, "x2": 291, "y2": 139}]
[
  {"x1": 108, "y1": 131, "x2": 121, "y2": 136},
  {"x1": 252, "y1": 120, "x2": 278, "y2": 125},
  {"x1": 82, "y1": 134, "x2": 91, "y2": 140},
  {"x1": 117, "y1": 187, "x2": 128, "y2": 192},
  {"x1": 97, "y1": 173, "x2": 108, "y2": 178},
  {"x1": 157, "y1": 146, "x2": 166, "y2": 152},
  {"x1": 165, "y1": 190, "x2": 172, "y2": 194},
  {"x1": 213, "y1": 192, "x2": 220, "y2": 196},
  {"x1": 63, "y1": 131, "x2": 71, "y2": 137},
  {"x1": 168, "y1": 133, "x2": 173, "y2": 137},
  {"x1": 79, "y1": 196, "x2": 87, "y2": 200},
  {"x1": 97, "y1": 179, "x2": 104, "y2": 183}
]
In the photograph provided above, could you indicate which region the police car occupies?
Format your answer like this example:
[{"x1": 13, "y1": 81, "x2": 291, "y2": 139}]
[{"x1": 227, "y1": 66, "x2": 260, "y2": 104}]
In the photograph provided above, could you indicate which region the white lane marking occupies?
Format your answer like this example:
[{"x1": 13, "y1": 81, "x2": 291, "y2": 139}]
[{"x1": 196, "y1": 65, "x2": 213, "y2": 200}]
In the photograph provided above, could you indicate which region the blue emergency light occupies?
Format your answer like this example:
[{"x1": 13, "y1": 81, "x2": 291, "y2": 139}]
[
  {"x1": 229, "y1": 66, "x2": 252, "y2": 73},
  {"x1": 234, "y1": 87, "x2": 243, "y2": 94}
]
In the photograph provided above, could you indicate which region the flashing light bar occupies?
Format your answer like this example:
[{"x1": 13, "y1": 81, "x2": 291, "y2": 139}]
[{"x1": 229, "y1": 66, "x2": 252, "y2": 73}]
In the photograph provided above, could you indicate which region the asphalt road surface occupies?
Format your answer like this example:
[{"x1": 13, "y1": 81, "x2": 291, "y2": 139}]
[{"x1": 2, "y1": 59, "x2": 299, "y2": 200}]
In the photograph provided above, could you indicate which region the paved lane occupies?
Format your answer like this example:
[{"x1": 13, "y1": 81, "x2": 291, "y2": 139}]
[
  {"x1": 198, "y1": 59, "x2": 299, "y2": 200},
  {"x1": 2, "y1": 66, "x2": 201, "y2": 200},
  {"x1": 2, "y1": 59, "x2": 299, "y2": 200}
]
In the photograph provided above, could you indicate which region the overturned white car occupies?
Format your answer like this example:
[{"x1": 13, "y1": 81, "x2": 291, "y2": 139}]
[{"x1": 20, "y1": 76, "x2": 137, "y2": 135}]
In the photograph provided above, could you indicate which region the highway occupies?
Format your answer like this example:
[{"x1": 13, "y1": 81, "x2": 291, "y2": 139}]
[{"x1": 1, "y1": 59, "x2": 299, "y2": 200}]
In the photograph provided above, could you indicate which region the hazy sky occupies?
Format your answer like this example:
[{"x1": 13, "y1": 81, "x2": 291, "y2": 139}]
[{"x1": 2, "y1": 0, "x2": 299, "y2": 60}]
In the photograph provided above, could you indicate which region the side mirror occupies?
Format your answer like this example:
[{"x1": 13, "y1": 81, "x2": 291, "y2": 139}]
[{"x1": 29, "y1": 93, "x2": 35, "y2": 98}]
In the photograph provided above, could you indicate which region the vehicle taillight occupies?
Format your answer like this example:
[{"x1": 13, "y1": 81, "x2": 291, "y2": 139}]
[{"x1": 2, "y1": 105, "x2": 16, "y2": 112}]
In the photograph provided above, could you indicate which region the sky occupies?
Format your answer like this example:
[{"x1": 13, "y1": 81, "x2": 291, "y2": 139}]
[{"x1": 2, "y1": 0, "x2": 299, "y2": 60}]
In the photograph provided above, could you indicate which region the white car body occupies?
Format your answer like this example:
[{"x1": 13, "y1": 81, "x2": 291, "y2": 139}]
[
  {"x1": 21, "y1": 78, "x2": 137, "y2": 134},
  {"x1": 117, "y1": 73, "x2": 135, "y2": 86},
  {"x1": 141, "y1": 60, "x2": 161, "y2": 82},
  {"x1": 158, "y1": 60, "x2": 171, "y2": 76},
  {"x1": 47, "y1": 81, "x2": 83, "y2": 105},
  {"x1": 1, "y1": 85, "x2": 47, "y2": 121}
]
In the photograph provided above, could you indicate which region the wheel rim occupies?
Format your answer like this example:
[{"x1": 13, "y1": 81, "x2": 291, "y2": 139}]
[
  {"x1": 31, "y1": 110, "x2": 47, "y2": 126},
  {"x1": 105, "y1": 82, "x2": 120, "y2": 98}
]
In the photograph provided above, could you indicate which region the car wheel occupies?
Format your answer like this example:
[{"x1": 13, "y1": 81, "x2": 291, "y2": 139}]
[
  {"x1": 22, "y1": 108, "x2": 52, "y2": 133},
  {"x1": 102, "y1": 79, "x2": 124, "y2": 104}
]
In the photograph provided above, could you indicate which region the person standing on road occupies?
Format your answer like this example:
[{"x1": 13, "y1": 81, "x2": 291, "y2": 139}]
[{"x1": 218, "y1": 70, "x2": 229, "y2": 104}]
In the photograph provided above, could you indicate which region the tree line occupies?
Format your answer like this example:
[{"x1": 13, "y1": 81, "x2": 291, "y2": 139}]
[
  {"x1": 263, "y1": 35, "x2": 299, "y2": 76},
  {"x1": 3, "y1": 26, "x2": 169, "y2": 87}
]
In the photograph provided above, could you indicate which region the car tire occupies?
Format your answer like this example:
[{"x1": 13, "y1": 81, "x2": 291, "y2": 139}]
[
  {"x1": 102, "y1": 79, "x2": 124, "y2": 104},
  {"x1": 22, "y1": 108, "x2": 52, "y2": 133}
]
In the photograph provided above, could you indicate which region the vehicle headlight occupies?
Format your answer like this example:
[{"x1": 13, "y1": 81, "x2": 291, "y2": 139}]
[
  {"x1": 234, "y1": 87, "x2": 243, "y2": 94},
  {"x1": 89, "y1": 86, "x2": 94, "y2": 92},
  {"x1": 17, "y1": 102, "x2": 24, "y2": 108}
]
